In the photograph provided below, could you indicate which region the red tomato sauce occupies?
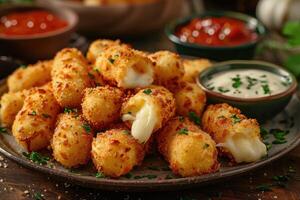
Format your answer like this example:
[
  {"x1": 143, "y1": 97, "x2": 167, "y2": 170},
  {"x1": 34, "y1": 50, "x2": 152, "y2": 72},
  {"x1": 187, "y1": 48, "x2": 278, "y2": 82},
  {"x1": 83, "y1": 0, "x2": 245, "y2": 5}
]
[
  {"x1": 175, "y1": 17, "x2": 258, "y2": 46},
  {"x1": 0, "y1": 10, "x2": 68, "y2": 36}
]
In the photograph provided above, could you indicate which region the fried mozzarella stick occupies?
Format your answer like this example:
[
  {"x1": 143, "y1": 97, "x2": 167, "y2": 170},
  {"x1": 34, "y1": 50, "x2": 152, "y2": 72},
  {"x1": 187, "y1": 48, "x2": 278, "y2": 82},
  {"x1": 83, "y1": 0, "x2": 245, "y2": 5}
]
[
  {"x1": 91, "y1": 128, "x2": 145, "y2": 177},
  {"x1": 182, "y1": 59, "x2": 211, "y2": 83},
  {"x1": 95, "y1": 45, "x2": 154, "y2": 89},
  {"x1": 7, "y1": 60, "x2": 52, "y2": 92},
  {"x1": 12, "y1": 85, "x2": 60, "y2": 151},
  {"x1": 82, "y1": 86, "x2": 124, "y2": 129},
  {"x1": 51, "y1": 113, "x2": 93, "y2": 168},
  {"x1": 149, "y1": 51, "x2": 184, "y2": 92},
  {"x1": 52, "y1": 48, "x2": 91, "y2": 107},
  {"x1": 0, "y1": 90, "x2": 28, "y2": 127},
  {"x1": 87, "y1": 39, "x2": 127, "y2": 64},
  {"x1": 202, "y1": 103, "x2": 267, "y2": 163},
  {"x1": 121, "y1": 86, "x2": 176, "y2": 143},
  {"x1": 157, "y1": 117, "x2": 219, "y2": 177}
]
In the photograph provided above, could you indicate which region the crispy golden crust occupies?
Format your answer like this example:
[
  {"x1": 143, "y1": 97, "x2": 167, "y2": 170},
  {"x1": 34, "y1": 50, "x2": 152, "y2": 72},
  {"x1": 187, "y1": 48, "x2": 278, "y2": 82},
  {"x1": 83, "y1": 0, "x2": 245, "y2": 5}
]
[
  {"x1": 7, "y1": 60, "x2": 52, "y2": 92},
  {"x1": 0, "y1": 90, "x2": 29, "y2": 127},
  {"x1": 12, "y1": 85, "x2": 61, "y2": 151},
  {"x1": 82, "y1": 86, "x2": 124, "y2": 130},
  {"x1": 86, "y1": 39, "x2": 128, "y2": 64},
  {"x1": 91, "y1": 128, "x2": 145, "y2": 177},
  {"x1": 182, "y1": 59, "x2": 211, "y2": 83},
  {"x1": 87, "y1": 65, "x2": 106, "y2": 87},
  {"x1": 95, "y1": 45, "x2": 154, "y2": 88},
  {"x1": 51, "y1": 113, "x2": 93, "y2": 168},
  {"x1": 202, "y1": 103, "x2": 261, "y2": 158},
  {"x1": 52, "y1": 48, "x2": 91, "y2": 107},
  {"x1": 175, "y1": 82, "x2": 206, "y2": 117},
  {"x1": 157, "y1": 117, "x2": 219, "y2": 177},
  {"x1": 148, "y1": 51, "x2": 184, "y2": 92},
  {"x1": 121, "y1": 85, "x2": 176, "y2": 133}
]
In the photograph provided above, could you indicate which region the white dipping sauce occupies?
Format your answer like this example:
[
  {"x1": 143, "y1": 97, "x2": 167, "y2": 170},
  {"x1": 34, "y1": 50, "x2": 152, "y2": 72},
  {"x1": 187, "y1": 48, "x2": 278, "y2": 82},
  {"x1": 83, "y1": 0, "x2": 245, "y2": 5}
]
[{"x1": 205, "y1": 69, "x2": 291, "y2": 98}]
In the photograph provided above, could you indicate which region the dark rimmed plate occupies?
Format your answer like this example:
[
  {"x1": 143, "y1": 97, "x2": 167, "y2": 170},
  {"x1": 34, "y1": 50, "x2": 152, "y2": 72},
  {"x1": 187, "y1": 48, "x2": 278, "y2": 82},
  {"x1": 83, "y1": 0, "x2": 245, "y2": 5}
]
[{"x1": 0, "y1": 80, "x2": 299, "y2": 192}]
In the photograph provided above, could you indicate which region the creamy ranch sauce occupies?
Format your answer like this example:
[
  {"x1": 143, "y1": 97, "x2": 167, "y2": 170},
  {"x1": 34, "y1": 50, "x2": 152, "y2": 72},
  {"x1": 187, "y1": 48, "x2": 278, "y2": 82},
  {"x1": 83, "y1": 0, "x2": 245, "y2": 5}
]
[{"x1": 205, "y1": 69, "x2": 291, "y2": 98}]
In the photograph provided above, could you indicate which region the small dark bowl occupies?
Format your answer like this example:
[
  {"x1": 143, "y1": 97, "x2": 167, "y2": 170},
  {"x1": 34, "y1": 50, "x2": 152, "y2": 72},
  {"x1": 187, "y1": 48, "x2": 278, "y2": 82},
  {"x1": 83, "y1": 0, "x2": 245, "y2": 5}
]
[
  {"x1": 165, "y1": 11, "x2": 267, "y2": 61},
  {"x1": 197, "y1": 60, "x2": 298, "y2": 121},
  {"x1": 0, "y1": 5, "x2": 78, "y2": 62}
]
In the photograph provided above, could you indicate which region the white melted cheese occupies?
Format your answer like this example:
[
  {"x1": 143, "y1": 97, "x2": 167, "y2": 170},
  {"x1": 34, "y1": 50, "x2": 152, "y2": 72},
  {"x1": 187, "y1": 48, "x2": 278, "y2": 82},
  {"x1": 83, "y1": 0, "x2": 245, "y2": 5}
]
[
  {"x1": 122, "y1": 67, "x2": 153, "y2": 89},
  {"x1": 218, "y1": 135, "x2": 267, "y2": 163},
  {"x1": 122, "y1": 103, "x2": 157, "y2": 143}
]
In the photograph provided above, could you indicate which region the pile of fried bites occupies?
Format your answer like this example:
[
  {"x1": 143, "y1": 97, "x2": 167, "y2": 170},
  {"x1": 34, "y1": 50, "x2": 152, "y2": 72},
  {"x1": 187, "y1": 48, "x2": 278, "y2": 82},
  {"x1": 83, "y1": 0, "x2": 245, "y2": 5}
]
[{"x1": 0, "y1": 39, "x2": 267, "y2": 178}]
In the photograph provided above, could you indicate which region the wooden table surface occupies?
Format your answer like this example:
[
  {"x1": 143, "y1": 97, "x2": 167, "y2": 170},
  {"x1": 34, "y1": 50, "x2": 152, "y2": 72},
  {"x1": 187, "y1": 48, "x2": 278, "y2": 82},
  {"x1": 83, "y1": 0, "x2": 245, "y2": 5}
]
[{"x1": 1, "y1": 27, "x2": 300, "y2": 200}]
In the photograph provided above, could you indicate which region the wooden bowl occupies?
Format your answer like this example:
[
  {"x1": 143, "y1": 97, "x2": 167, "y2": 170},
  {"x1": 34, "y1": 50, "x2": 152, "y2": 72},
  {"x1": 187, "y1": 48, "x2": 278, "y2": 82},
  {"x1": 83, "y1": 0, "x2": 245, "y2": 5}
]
[{"x1": 0, "y1": 4, "x2": 78, "y2": 62}]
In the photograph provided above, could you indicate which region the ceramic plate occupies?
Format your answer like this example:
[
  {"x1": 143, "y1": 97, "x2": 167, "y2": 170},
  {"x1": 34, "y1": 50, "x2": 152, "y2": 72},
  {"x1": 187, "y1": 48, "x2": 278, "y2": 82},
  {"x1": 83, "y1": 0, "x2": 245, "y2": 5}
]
[{"x1": 0, "y1": 80, "x2": 299, "y2": 192}]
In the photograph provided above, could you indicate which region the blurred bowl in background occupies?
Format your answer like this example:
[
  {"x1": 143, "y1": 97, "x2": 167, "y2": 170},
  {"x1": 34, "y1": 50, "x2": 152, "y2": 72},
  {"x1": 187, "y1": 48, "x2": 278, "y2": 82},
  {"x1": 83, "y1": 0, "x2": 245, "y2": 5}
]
[
  {"x1": 166, "y1": 11, "x2": 267, "y2": 61},
  {"x1": 0, "y1": 4, "x2": 78, "y2": 62},
  {"x1": 40, "y1": 0, "x2": 184, "y2": 37}
]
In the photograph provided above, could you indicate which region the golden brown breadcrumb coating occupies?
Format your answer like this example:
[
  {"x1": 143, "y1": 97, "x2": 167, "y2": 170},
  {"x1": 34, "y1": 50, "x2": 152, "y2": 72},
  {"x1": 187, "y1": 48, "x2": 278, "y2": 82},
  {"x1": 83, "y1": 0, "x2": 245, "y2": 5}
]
[{"x1": 182, "y1": 59, "x2": 211, "y2": 83}]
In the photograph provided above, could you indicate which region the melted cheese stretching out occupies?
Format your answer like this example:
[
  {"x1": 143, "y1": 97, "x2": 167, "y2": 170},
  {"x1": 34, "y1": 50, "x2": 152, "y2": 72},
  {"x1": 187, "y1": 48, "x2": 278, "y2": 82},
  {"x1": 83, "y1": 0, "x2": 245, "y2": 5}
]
[
  {"x1": 121, "y1": 86, "x2": 176, "y2": 144},
  {"x1": 95, "y1": 45, "x2": 154, "y2": 89},
  {"x1": 202, "y1": 103, "x2": 267, "y2": 163}
]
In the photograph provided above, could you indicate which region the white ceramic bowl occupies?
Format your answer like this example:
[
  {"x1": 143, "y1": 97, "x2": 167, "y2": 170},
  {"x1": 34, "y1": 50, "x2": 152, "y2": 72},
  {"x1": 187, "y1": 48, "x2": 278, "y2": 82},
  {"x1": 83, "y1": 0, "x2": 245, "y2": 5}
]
[{"x1": 39, "y1": 0, "x2": 184, "y2": 37}]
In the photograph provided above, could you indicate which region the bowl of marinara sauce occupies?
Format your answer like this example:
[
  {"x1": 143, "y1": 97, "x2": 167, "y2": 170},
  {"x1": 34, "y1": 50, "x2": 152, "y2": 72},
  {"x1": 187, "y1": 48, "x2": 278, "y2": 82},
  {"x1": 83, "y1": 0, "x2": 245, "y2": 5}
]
[
  {"x1": 0, "y1": 5, "x2": 78, "y2": 61},
  {"x1": 165, "y1": 11, "x2": 267, "y2": 61}
]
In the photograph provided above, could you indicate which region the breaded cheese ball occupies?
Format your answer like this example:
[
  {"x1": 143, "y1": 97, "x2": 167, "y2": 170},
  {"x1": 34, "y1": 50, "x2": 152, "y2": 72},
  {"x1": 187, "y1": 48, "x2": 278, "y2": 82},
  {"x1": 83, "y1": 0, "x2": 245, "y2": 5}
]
[
  {"x1": 0, "y1": 90, "x2": 29, "y2": 127},
  {"x1": 175, "y1": 82, "x2": 206, "y2": 118},
  {"x1": 87, "y1": 65, "x2": 106, "y2": 87},
  {"x1": 182, "y1": 59, "x2": 211, "y2": 83},
  {"x1": 202, "y1": 103, "x2": 267, "y2": 163},
  {"x1": 157, "y1": 117, "x2": 219, "y2": 177},
  {"x1": 95, "y1": 45, "x2": 154, "y2": 89},
  {"x1": 87, "y1": 39, "x2": 127, "y2": 64},
  {"x1": 91, "y1": 128, "x2": 145, "y2": 177},
  {"x1": 52, "y1": 48, "x2": 91, "y2": 107},
  {"x1": 51, "y1": 113, "x2": 93, "y2": 168},
  {"x1": 7, "y1": 60, "x2": 52, "y2": 92},
  {"x1": 121, "y1": 85, "x2": 176, "y2": 143},
  {"x1": 82, "y1": 86, "x2": 124, "y2": 129},
  {"x1": 12, "y1": 85, "x2": 60, "y2": 151},
  {"x1": 149, "y1": 51, "x2": 184, "y2": 92}
]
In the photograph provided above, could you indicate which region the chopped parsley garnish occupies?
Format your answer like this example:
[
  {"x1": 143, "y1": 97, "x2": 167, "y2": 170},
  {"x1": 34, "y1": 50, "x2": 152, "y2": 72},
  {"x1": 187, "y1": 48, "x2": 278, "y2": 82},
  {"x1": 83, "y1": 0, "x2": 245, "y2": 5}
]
[
  {"x1": 124, "y1": 173, "x2": 133, "y2": 179},
  {"x1": 165, "y1": 174, "x2": 174, "y2": 179},
  {"x1": 178, "y1": 116, "x2": 184, "y2": 122},
  {"x1": 0, "y1": 126, "x2": 8, "y2": 134},
  {"x1": 108, "y1": 54, "x2": 119, "y2": 64},
  {"x1": 231, "y1": 114, "x2": 241, "y2": 124},
  {"x1": 262, "y1": 84, "x2": 271, "y2": 95},
  {"x1": 270, "y1": 129, "x2": 289, "y2": 144},
  {"x1": 217, "y1": 87, "x2": 230, "y2": 93},
  {"x1": 231, "y1": 75, "x2": 242, "y2": 88},
  {"x1": 246, "y1": 76, "x2": 258, "y2": 89},
  {"x1": 95, "y1": 172, "x2": 105, "y2": 178},
  {"x1": 264, "y1": 142, "x2": 272, "y2": 151},
  {"x1": 178, "y1": 128, "x2": 188, "y2": 135},
  {"x1": 82, "y1": 123, "x2": 91, "y2": 133},
  {"x1": 143, "y1": 89, "x2": 152, "y2": 95},
  {"x1": 123, "y1": 130, "x2": 130, "y2": 135},
  {"x1": 203, "y1": 143, "x2": 210, "y2": 149},
  {"x1": 28, "y1": 111, "x2": 37, "y2": 116},
  {"x1": 22, "y1": 152, "x2": 50, "y2": 165},
  {"x1": 42, "y1": 113, "x2": 51, "y2": 118},
  {"x1": 64, "y1": 108, "x2": 78, "y2": 114},
  {"x1": 281, "y1": 76, "x2": 292, "y2": 87},
  {"x1": 33, "y1": 192, "x2": 44, "y2": 200},
  {"x1": 260, "y1": 127, "x2": 269, "y2": 140},
  {"x1": 260, "y1": 74, "x2": 267, "y2": 78},
  {"x1": 188, "y1": 111, "x2": 200, "y2": 125},
  {"x1": 256, "y1": 184, "x2": 272, "y2": 191}
]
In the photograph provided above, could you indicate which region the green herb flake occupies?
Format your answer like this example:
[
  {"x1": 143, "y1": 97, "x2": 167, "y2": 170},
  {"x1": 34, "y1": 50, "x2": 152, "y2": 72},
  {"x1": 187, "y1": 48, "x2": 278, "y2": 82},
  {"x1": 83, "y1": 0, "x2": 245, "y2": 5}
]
[
  {"x1": 217, "y1": 87, "x2": 230, "y2": 93},
  {"x1": 28, "y1": 111, "x2": 37, "y2": 116},
  {"x1": 63, "y1": 108, "x2": 78, "y2": 114},
  {"x1": 272, "y1": 175, "x2": 290, "y2": 182},
  {"x1": 88, "y1": 72, "x2": 95, "y2": 79},
  {"x1": 203, "y1": 143, "x2": 210, "y2": 149},
  {"x1": 231, "y1": 114, "x2": 241, "y2": 124},
  {"x1": 0, "y1": 126, "x2": 8, "y2": 134},
  {"x1": 165, "y1": 174, "x2": 174, "y2": 179},
  {"x1": 262, "y1": 84, "x2": 271, "y2": 95},
  {"x1": 143, "y1": 89, "x2": 152, "y2": 95},
  {"x1": 260, "y1": 127, "x2": 269, "y2": 140},
  {"x1": 178, "y1": 116, "x2": 184, "y2": 122},
  {"x1": 178, "y1": 128, "x2": 188, "y2": 135},
  {"x1": 42, "y1": 113, "x2": 51, "y2": 119},
  {"x1": 231, "y1": 75, "x2": 242, "y2": 88},
  {"x1": 33, "y1": 192, "x2": 44, "y2": 200},
  {"x1": 93, "y1": 67, "x2": 100, "y2": 73},
  {"x1": 124, "y1": 173, "x2": 133, "y2": 179},
  {"x1": 95, "y1": 172, "x2": 105, "y2": 178},
  {"x1": 188, "y1": 111, "x2": 200, "y2": 125},
  {"x1": 256, "y1": 184, "x2": 272, "y2": 191},
  {"x1": 82, "y1": 123, "x2": 91, "y2": 133},
  {"x1": 22, "y1": 152, "x2": 50, "y2": 165},
  {"x1": 123, "y1": 130, "x2": 130, "y2": 135}
]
